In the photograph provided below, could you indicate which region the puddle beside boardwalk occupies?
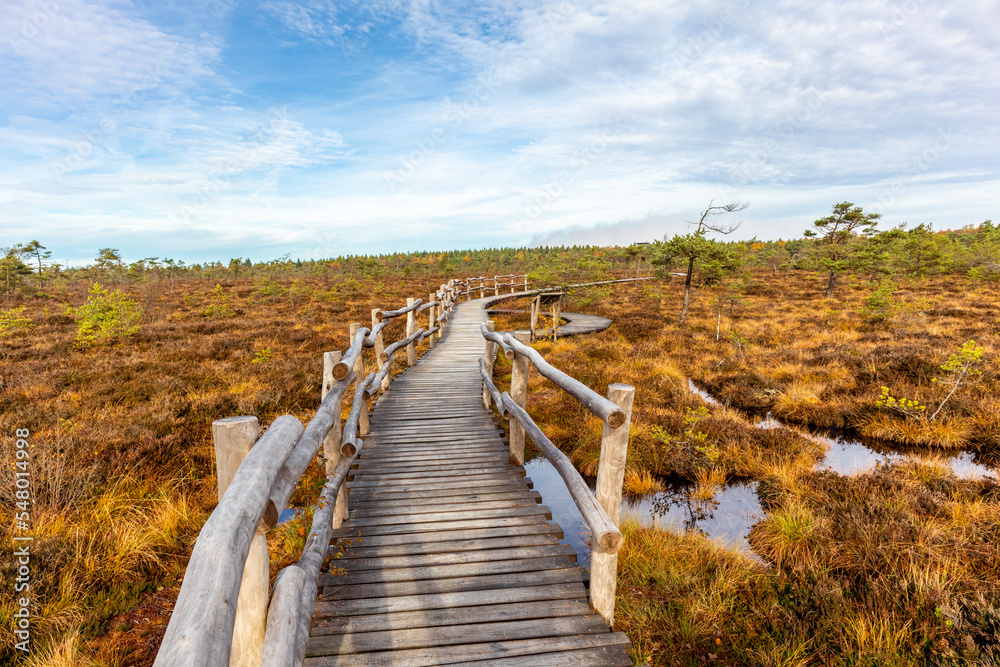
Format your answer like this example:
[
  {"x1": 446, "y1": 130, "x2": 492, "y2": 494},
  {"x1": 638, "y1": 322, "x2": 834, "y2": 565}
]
[
  {"x1": 524, "y1": 458, "x2": 762, "y2": 566},
  {"x1": 523, "y1": 381, "x2": 997, "y2": 566},
  {"x1": 695, "y1": 380, "x2": 996, "y2": 481},
  {"x1": 623, "y1": 482, "x2": 763, "y2": 558}
]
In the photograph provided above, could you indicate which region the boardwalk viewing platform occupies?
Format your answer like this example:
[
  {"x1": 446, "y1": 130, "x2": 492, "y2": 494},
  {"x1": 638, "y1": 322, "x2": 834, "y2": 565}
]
[{"x1": 154, "y1": 275, "x2": 652, "y2": 667}]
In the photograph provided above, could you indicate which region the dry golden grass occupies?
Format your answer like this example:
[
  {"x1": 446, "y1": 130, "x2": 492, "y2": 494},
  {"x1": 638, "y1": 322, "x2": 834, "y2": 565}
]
[
  {"x1": 0, "y1": 273, "x2": 451, "y2": 663},
  {"x1": 857, "y1": 413, "x2": 971, "y2": 448},
  {"x1": 690, "y1": 467, "x2": 727, "y2": 502},
  {"x1": 623, "y1": 468, "x2": 664, "y2": 495}
]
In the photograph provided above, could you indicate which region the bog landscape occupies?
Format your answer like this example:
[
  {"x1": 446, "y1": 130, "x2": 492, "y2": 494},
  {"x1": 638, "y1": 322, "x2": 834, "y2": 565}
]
[{"x1": 2, "y1": 211, "x2": 999, "y2": 666}]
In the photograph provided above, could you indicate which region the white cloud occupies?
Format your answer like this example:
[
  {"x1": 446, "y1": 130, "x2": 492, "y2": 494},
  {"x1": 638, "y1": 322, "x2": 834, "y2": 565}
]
[
  {"x1": 0, "y1": 0, "x2": 220, "y2": 112},
  {"x1": 2, "y1": 0, "x2": 998, "y2": 262}
]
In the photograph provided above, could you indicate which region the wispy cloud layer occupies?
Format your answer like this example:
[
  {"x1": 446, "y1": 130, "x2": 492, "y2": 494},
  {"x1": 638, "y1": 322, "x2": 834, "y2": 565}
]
[{"x1": 1, "y1": 0, "x2": 997, "y2": 263}]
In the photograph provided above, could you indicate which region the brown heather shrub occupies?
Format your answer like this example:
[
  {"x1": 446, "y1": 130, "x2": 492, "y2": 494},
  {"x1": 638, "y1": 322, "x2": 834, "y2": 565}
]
[{"x1": 0, "y1": 273, "x2": 452, "y2": 663}]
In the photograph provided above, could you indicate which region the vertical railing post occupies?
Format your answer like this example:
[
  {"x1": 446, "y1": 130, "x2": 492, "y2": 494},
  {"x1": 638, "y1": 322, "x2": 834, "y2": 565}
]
[
  {"x1": 428, "y1": 293, "x2": 436, "y2": 348},
  {"x1": 590, "y1": 383, "x2": 635, "y2": 627},
  {"x1": 493, "y1": 275, "x2": 499, "y2": 296},
  {"x1": 349, "y1": 323, "x2": 369, "y2": 435},
  {"x1": 371, "y1": 310, "x2": 389, "y2": 393},
  {"x1": 322, "y1": 352, "x2": 348, "y2": 527},
  {"x1": 405, "y1": 297, "x2": 417, "y2": 366},
  {"x1": 553, "y1": 296, "x2": 562, "y2": 341},
  {"x1": 507, "y1": 331, "x2": 531, "y2": 465},
  {"x1": 530, "y1": 296, "x2": 539, "y2": 342},
  {"x1": 510, "y1": 277, "x2": 515, "y2": 294},
  {"x1": 523, "y1": 274, "x2": 528, "y2": 292},
  {"x1": 212, "y1": 416, "x2": 267, "y2": 667},
  {"x1": 482, "y1": 321, "x2": 497, "y2": 408}
]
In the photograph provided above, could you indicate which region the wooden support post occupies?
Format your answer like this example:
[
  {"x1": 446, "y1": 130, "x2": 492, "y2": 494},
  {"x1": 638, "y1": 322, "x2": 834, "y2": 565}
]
[
  {"x1": 510, "y1": 278, "x2": 515, "y2": 294},
  {"x1": 523, "y1": 274, "x2": 528, "y2": 292},
  {"x1": 590, "y1": 383, "x2": 635, "y2": 628},
  {"x1": 493, "y1": 276, "x2": 499, "y2": 296},
  {"x1": 371, "y1": 310, "x2": 389, "y2": 393},
  {"x1": 349, "y1": 323, "x2": 369, "y2": 435},
  {"x1": 530, "y1": 296, "x2": 539, "y2": 341},
  {"x1": 482, "y1": 321, "x2": 497, "y2": 408},
  {"x1": 212, "y1": 416, "x2": 267, "y2": 667},
  {"x1": 508, "y1": 331, "x2": 531, "y2": 466},
  {"x1": 322, "y1": 352, "x2": 348, "y2": 528},
  {"x1": 428, "y1": 293, "x2": 436, "y2": 348},
  {"x1": 552, "y1": 297, "x2": 562, "y2": 341},
  {"x1": 405, "y1": 298, "x2": 417, "y2": 366}
]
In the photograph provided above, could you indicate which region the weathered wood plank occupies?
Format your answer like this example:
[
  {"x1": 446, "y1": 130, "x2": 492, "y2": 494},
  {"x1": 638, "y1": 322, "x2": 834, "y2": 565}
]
[
  {"x1": 349, "y1": 466, "x2": 523, "y2": 483},
  {"x1": 315, "y1": 582, "x2": 586, "y2": 617},
  {"x1": 449, "y1": 645, "x2": 633, "y2": 667},
  {"x1": 346, "y1": 477, "x2": 533, "y2": 495},
  {"x1": 311, "y1": 598, "x2": 593, "y2": 636},
  {"x1": 330, "y1": 521, "x2": 563, "y2": 548},
  {"x1": 331, "y1": 543, "x2": 576, "y2": 571},
  {"x1": 346, "y1": 498, "x2": 542, "y2": 518},
  {"x1": 335, "y1": 505, "x2": 552, "y2": 529},
  {"x1": 320, "y1": 556, "x2": 578, "y2": 587},
  {"x1": 335, "y1": 532, "x2": 558, "y2": 559},
  {"x1": 305, "y1": 615, "x2": 611, "y2": 656},
  {"x1": 320, "y1": 568, "x2": 584, "y2": 601},
  {"x1": 347, "y1": 490, "x2": 541, "y2": 510},
  {"x1": 346, "y1": 482, "x2": 536, "y2": 504}
]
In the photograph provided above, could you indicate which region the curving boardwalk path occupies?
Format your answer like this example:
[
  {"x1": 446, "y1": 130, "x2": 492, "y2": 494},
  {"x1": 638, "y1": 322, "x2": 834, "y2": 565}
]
[
  {"x1": 485, "y1": 309, "x2": 613, "y2": 339},
  {"x1": 304, "y1": 298, "x2": 631, "y2": 666}
]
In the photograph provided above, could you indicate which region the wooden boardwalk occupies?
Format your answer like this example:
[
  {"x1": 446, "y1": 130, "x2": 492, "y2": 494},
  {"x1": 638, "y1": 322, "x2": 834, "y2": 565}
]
[
  {"x1": 304, "y1": 299, "x2": 633, "y2": 666},
  {"x1": 485, "y1": 309, "x2": 613, "y2": 339}
]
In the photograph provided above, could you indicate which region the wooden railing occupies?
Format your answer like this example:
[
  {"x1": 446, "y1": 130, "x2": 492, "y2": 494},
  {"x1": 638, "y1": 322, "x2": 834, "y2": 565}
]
[
  {"x1": 154, "y1": 274, "x2": 649, "y2": 665},
  {"x1": 154, "y1": 287, "x2": 458, "y2": 667},
  {"x1": 453, "y1": 273, "x2": 531, "y2": 299},
  {"x1": 478, "y1": 326, "x2": 635, "y2": 627}
]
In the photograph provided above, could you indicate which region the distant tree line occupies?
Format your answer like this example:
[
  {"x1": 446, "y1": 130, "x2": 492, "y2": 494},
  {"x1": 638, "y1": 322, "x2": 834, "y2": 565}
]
[{"x1": 3, "y1": 203, "x2": 997, "y2": 305}]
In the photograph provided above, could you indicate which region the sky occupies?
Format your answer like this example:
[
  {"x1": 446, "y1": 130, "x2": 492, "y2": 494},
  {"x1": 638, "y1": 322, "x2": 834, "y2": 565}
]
[{"x1": 1, "y1": 0, "x2": 998, "y2": 266}]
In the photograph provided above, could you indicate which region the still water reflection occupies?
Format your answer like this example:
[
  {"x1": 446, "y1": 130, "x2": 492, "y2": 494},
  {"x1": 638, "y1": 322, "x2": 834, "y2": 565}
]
[{"x1": 524, "y1": 458, "x2": 762, "y2": 565}]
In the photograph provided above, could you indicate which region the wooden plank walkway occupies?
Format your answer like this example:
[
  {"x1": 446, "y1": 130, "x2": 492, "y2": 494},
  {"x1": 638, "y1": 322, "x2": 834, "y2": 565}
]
[
  {"x1": 485, "y1": 309, "x2": 613, "y2": 339},
  {"x1": 305, "y1": 298, "x2": 633, "y2": 666}
]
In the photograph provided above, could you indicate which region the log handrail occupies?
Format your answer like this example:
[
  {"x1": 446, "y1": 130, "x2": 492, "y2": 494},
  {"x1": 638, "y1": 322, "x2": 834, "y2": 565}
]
[
  {"x1": 154, "y1": 416, "x2": 305, "y2": 666},
  {"x1": 341, "y1": 372, "x2": 375, "y2": 456},
  {"x1": 261, "y1": 376, "x2": 372, "y2": 666},
  {"x1": 159, "y1": 274, "x2": 649, "y2": 663},
  {"x1": 332, "y1": 327, "x2": 371, "y2": 379},
  {"x1": 380, "y1": 327, "x2": 425, "y2": 363},
  {"x1": 480, "y1": 323, "x2": 514, "y2": 360},
  {"x1": 375, "y1": 298, "x2": 422, "y2": 321},
  {"x1": 500, "y1": 332, "x2": 626, "y2": 427},
  {"x1": 158, "y1": 281, "x2": 454, "y2": 667},
  {"x1": 366, "y1": 354, "x2": 394, "y2": 398},
  {"x1": 499, "y1": 392, "x2": 622, "y2": 553},
  {"x1": 478, "y1": 309, "x2": 636, "y2": 628},
  {"x1": 267, "y1": 370, "x2": 356, "y2": 525},
  {"x1": 366, "y1": 319, "x2": 391, "y2": 345}
]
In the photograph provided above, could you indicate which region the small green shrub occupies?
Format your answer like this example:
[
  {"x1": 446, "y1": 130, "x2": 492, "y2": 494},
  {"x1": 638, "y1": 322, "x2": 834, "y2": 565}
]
[
  {"x1": 71, "y1": 283, "x2": 142, "y2": 348},
  {"x1": 875, "y1": 340, "x2": 985, "y2": 422},
  {"x1": 0, "y1": 305, "x2": 33, "y2": 336},
  {"x1": 201, "y1": 284, "x2": 235, "y2": 318},
  {"x1": 251, "y1": 347, "x2": 272, "y2": 364},
  {"x1": 860, "y1": 280, "x2": 900, "y2": 325},
  {"x1": 250, "y1": 277, "x2": 287, "y2": 303},
  {"x1": 651, "y1": 406, "x2": 719, "y2": 465}
]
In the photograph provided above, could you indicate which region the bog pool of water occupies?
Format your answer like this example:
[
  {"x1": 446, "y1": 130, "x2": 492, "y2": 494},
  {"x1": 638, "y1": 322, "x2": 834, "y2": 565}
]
[{"x1": 523, "y1": 380, "x2": 996, "y2": 564}]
